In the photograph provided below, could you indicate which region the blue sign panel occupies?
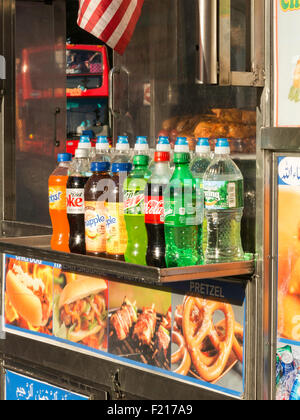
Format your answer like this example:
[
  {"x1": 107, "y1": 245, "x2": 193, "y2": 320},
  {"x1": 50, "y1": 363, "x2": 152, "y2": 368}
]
[{"x1": 5, "y1": 370, "x2": 88, "y2": 400}]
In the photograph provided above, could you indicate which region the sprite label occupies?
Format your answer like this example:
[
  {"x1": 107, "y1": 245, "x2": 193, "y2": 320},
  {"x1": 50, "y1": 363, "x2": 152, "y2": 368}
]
[{"x1": 203, "y1": 179, "x2": 244, "y2": 210}]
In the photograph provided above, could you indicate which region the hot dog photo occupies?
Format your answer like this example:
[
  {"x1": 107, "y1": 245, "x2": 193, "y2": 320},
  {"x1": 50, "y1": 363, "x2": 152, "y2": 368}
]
[
  {"x1": 5, "y1": 257, "x2": 53, "y2": 335},
  {"x1": 108, "y1": 282, "x2": 172, "y2": 370},
  {"x1": 171, "y1": 294, "x2": 244, "y2": 392},
  {"x1": 53, "y1": 272, "x2": 108, "y2": 351}
]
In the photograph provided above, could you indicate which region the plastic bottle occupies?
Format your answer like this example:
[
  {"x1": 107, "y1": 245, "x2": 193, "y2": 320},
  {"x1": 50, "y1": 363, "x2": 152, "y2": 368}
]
[
  {"x1": 190, "y1": 138, "x2": 212, "y2": 254},
  {"x1": 289, "y1": 368, "x2": 300, "y2": 400},
  {"x1": 106, "y1": 162, "x2": 132, "y2": 261},
  {"x1": 94, "y1": 135, "x2": 111, "y2": 162},
  {"x1": 66, "y1": 149, "x2": 90, "y2": 255},
  {"x1": 48, "y1": 153, "x2": 72, "y2": 252},
  {"x1": 145, "y1": 151, "x2": 172, "y2": 268},
  {"x1": 203, "y1": 138, "x2": 244, "y2": 264},
  {"x1": 174, "y1": 137, "x2": 190, "y2": 153},
  {"x1": 78, "y1": 135, "x2": 96, "y2": 161},
  {"x1": 123, "y1": 155, "x2": 150, "y2": 265},
  {"x1": 164, "y1": 151, "x2": 203, "y2": 267},
  {"x1": 111, "y1": 136, "x2": 131, "y2": 163},
  {"x1": 84, "y1": 161, "x2": 111, "y2": 257}
]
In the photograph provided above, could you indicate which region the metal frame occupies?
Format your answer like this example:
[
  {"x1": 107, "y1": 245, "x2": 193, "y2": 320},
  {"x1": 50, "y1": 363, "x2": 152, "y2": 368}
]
[{"x1": 219, "y1": 0, "x2": 265, "y2": 87}]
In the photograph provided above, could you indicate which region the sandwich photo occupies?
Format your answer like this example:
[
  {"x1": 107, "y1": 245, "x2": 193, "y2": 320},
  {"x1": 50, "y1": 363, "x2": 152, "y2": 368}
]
[
  {"x1": 54, "y1": 275, "x2": 108, "y2": 350},
  {"x1": 5, "y1": 261, "x2": 53, "y2": 333}
]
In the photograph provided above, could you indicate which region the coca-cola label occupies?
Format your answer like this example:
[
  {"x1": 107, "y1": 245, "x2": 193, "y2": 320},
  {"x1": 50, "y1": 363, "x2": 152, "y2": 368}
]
[
  {"x1": 144, "y1": 195, "x2": 165, "y2": 224},
  {"x1": 66, "y1": 188, "x2": 85, "y2": 214}
]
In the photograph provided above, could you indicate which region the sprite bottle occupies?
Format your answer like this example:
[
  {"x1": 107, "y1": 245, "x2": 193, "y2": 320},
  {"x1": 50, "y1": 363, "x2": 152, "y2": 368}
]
[
  {"x1": 164, "y1": 151, "x2": 203, "y2": 267},
  {"x1": 123, "y1": 154, "x2": 150, "y2": 265},
  {"x1": 203, "y1": 138, "x2": 244, "y2": 264}
]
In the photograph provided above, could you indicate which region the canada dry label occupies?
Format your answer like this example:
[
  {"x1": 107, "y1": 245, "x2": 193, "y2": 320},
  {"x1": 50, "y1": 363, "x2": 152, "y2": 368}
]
[{"x1": 203, "y1": 180, "x2": 244, "y2": 210}]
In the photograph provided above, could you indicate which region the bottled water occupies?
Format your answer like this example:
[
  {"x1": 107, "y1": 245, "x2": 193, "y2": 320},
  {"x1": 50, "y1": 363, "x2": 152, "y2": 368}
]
[
  {"x1": 111, "y1": 135, "x2": 131, "y2": 163},
  {"x1": 203, "y1": 138, "x2": 244, "y2": 264},
  {"x1": 94, "y1": 135, "x2": 111, "y2": 162}
]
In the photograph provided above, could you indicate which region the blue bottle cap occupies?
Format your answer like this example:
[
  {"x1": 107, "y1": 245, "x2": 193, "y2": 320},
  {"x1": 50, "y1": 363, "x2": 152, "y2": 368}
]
[
  {"x1": 176, "y1": 137, "x2": 188, "y2": 145},
  {"x1": 91, "y1": 161, "x2": 110, "y2": 172},
  {"x1": 136, "y1": 136, "x2": 148, "y2": 144},
  {"x1": 158, "y1": 136, "x2": 170, "y2": 144},
  {"x1": 117, "y1": 136, "x2": 129, "y2": 144},
  {"x1": 79, "y1": 135, "x2": 91, "y2": 144},
  {"x1": 215, "y1": 138, "x2": 230, "y2": 155},
  {"x1": 111, "y1": 163, "x2": 132, "y2": 173},
  {"x1": 97, "y1": 135, "x2": 109, "y2": 144},
  {"x1": 217, "y1": 138, "x2": 229, "y2": 147},
  {"x1": 57, "y1": 153, "x2": 72, "y2": 162},
  {"x1": 197, "y1": 138, "x2": 210, "y2": 147}
]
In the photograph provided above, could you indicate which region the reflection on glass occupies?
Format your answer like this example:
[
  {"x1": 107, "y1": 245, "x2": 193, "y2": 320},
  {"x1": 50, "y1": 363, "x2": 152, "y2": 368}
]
[
  {"x1": 66, "y1": 50, "x2": 103, "y2": 75},
  {"x1": 231, "y1": 0, "x2": 251, "y2": 72}
]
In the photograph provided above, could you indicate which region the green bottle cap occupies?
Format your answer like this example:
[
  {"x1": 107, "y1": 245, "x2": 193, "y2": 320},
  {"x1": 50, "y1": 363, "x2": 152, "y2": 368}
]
[
  {"x1": 173, "y1": 152, "x2": 190, "y2": 164},
  {"x1": 133, "y1": 154, "x2": 149, "y2": 166}
]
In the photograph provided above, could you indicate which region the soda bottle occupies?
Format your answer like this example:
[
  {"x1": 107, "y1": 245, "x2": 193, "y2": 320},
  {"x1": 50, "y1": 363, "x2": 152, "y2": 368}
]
[
  {"x1": 48, "y1": 153, "x2": 72, "y2": 252},
  {"x1": 190, "y1": 138, "x2": 212, "y2": 254},
  {"x1": 84, "y1": 161, "x2": 111, "y2": 257},
  {"x1": 106, "y1": 163, "x2": 132, "y2": 261},
  {"x1": 111, "y1": 136, "x2": 131, "y2": 163},
  {"x1": 78, "y1": 135, "x2": 96, "y2": 161},
  {"x1": 123, "y1": 155, "x2": 150, "y2": 265},
  {"x1": 164, "y1": 151, "x2": 203, "y2": 267},
  {"x1": 145, "y1": 151, "x2": 172, "y2": 268},
  {"x1": 66, "y1": 149, "x2": 90, "y2": 255},
  {"x1": 203, "y1": 138, "x2": 244, "y2": 264},
  {"x1": 94, "y1": 135, "x2": 111, "y2": 162}
]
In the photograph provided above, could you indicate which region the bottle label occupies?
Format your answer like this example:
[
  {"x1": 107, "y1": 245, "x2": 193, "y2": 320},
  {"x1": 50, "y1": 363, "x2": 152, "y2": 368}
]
[
  {"x1": 124, "y1": 190, "x2": 145, "y2": 215},
  {"x1": 66, "y1": 188, "x2": 85, "y2": 214},
  {"x1": 106, "y1": 202, "x2": 128, "y2": 255},
  {"x1": 203, "y1": 180, "x2": 244, "y2": 210},
  {"x1": 49, "y1": 186, "x2": 66, "y2": 211},
  {"x1": 144, "y1": 196, "x2": 165, "y2": 224},
  {"x1": 84, "y1": 201, "x2": 107, "y2": 253}
]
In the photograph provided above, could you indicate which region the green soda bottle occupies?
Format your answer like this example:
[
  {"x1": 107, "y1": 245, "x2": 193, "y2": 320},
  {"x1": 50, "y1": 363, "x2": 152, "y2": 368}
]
[
  {"x1": 123, "y1": 154, "x2": 150, "y2": 265},
  {"x1": 164, "y1": 152, "x2": 203, "y2": 267}
]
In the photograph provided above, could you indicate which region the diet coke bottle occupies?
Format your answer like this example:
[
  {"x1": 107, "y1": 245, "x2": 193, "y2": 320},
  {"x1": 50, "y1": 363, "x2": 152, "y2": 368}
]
[
  {"x1": 145, "y1": 151, "x2": 172, "y2": 267},
  {"x1": 66, "y1": 148, "x2": 90, "y2": 254}
]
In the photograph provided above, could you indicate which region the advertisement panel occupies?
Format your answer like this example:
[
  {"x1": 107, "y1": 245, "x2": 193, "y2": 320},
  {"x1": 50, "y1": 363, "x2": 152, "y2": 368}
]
[
  {"x1": 274, "y1": 1, "x2": 300, "y2": 126},
  {"x1": 276, "y1": 156, "x2": 300, "y2": 400},
  {"x1": 2, "y1": 254, "x2": 246, "y2": 398}
]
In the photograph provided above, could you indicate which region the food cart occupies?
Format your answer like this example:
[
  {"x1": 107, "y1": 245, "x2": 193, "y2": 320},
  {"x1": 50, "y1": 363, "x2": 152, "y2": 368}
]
[{"x1": 0, "y1": 0, "x2": 298, "y2": 401}]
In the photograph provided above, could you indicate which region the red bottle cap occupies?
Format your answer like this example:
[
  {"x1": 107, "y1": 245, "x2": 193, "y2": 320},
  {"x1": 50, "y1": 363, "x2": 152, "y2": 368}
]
[{"x1": 154, "y1": 151, "x2": 170, "y2": 162}]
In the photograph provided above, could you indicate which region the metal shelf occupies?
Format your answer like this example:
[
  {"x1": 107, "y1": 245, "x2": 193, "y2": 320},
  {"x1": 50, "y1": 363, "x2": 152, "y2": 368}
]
[{"x1": 0, "y1": 235, "x2": 255, "y2": 285}]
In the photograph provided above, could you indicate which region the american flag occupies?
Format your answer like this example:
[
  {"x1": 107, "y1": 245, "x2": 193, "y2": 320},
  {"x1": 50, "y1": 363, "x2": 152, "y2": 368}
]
[{"x1": 77, "y1": 0, "x2": 144, "y2": 55}]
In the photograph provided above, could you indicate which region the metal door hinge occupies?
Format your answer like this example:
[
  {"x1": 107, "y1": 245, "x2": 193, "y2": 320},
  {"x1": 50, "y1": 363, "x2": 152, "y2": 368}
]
[{"x1": 111, "y1": 369, "x2": 125, "y2": 400}]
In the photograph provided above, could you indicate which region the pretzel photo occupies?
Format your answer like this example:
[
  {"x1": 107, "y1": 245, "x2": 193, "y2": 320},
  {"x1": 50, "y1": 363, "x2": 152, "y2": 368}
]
[{"x1": 171, "y1": 331, "x2": 191, "y2": 376}]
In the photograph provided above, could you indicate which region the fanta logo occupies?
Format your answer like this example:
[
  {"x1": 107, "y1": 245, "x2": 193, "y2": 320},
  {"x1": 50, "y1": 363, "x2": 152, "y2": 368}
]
[
  {"x1": 85, "y1": 214, "x2": 106, "y2": 228},
  {"x1": 106, "y1": 215, "x2": 117, "y2": 227},
  {"x1": 49, "y1": 191, "x2": 62, "y2": 203}
]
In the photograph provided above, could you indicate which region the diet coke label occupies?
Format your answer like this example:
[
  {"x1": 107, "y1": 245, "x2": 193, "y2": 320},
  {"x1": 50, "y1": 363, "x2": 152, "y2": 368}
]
[
  {"x1": 66, "y1": 188, "x2": 85, "y2": 214},
  {"x1": 144, "y1": 196, "x2": 165, "y2": 224}
]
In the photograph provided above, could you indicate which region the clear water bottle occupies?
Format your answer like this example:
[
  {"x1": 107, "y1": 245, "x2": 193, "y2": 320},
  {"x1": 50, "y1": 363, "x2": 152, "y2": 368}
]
[
  {"x1": 111, "y1": 135, "x2": 131, "y2": 163},
  {"x1": 77, "y1": 135, "x2": 96, "y2": 161},
  {"x1": 190, "y1": 138, "x2": 212, "y2": 254},
  {"x1": 94, "y1": 135, "x2": 111, "y2": 162},
  {"x1": 203, "y1": 138, "x2": 244, "y2": 264}
]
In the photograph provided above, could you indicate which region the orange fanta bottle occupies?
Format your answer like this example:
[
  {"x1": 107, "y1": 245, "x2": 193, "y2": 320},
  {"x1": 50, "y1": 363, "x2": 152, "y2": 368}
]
[{"x1": 48, "y1": 153, "x2": 72, "y2": 252}]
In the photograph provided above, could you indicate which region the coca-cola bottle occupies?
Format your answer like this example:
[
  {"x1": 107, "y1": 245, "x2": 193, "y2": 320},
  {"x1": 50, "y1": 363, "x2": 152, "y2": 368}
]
[
  {"x1": 66, "y1": 148, "x2": 90, "y2": 254},
  {"x1": 145, "y1": 151, "x2": 172, "y2": 268}
]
